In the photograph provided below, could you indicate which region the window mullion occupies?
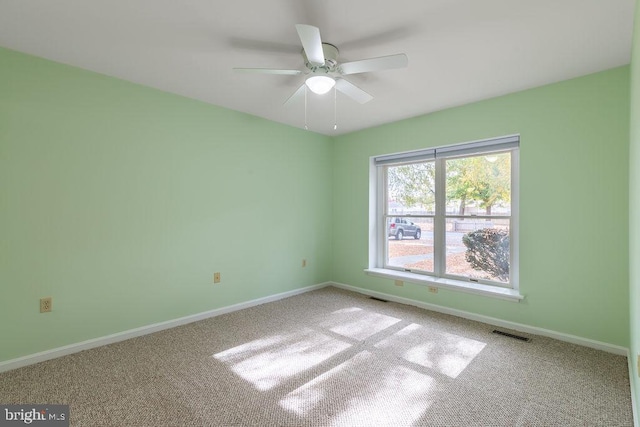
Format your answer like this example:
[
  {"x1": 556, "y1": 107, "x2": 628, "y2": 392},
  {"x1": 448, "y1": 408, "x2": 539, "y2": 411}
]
[{"x1": 434, "y1": 158, "x2": 446, "y2": 276}]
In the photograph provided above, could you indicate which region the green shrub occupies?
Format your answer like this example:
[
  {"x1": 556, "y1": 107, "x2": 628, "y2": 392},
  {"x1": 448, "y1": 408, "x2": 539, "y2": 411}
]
[{"x1": 462, "y1": 228, "x2": 510, "y2": 281}]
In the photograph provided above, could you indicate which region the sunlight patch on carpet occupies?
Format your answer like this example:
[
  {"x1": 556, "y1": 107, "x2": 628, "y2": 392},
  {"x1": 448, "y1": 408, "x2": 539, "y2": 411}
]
[
  {"x1": 279, "y1": 351, "x2": 440, "y2": 425},
  {"x1": 374, "y1": 323, "x2": 486, "y2": 378},
  {"x1": 213, "y1": 328, "x2": 351, "y2": 390},
  {"x1": 318, "y1": 307, "x2": 401, "y2": 340}
]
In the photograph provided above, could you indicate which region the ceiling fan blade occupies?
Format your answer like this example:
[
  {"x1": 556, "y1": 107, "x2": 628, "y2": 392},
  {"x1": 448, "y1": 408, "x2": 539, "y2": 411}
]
[
  {"x1": 233, "y1": 68, "x2": 302, "y2": 75},
  {"x1": 335, "y1": 79, "x2": 373, "y2": 104},
  {"x1": 284, "y1": 84, "x2": 306, "y2": 106},
  {"x1": 295, "y1": 24, "x2": 325, "y2": 66},
  {"x1": 340, "y1": 53, "x2": 408, "y2": 75}
]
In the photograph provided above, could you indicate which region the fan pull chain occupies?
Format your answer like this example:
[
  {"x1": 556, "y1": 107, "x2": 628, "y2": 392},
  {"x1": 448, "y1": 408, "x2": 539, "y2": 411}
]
[
  {"x1": 333, "y1": 86, "x2": 337, "y2": 130},
  {"x1": 304, "y1": 86, "x2": 308, "y2": 130}
]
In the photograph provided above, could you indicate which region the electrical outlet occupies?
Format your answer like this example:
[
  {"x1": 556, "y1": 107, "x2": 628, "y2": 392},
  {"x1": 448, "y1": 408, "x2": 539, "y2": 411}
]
[
  {"x1": 213, "y1": 272, "x2": 221, "y2": 284},
  {"x1": 302, "y1": 259, "x2": 307, "y2": 268},
  {"x1": 428, "y1": 286, "x2": 438, "y2": 294},
  {"x1": 394, "y1": 280, "x2": 403, "y2": 287},
  {"x1": 40, "y1": 297, "x2": 52, "y2": 313}
]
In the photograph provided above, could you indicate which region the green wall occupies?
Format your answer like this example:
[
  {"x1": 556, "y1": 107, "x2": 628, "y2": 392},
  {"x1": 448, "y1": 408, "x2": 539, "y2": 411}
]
[
  {"x1": 0, "y1": 47, "x2": 333, "y2": 362},
  {"x1": 0, "y1": 43, "x2": 634, "y2": 365},
  {"x1": 630, "y1": 0, "x2": 640, "y2": 412},
  {"x1": 333, "y1": 67, "x2": 630, "y2": 346}
]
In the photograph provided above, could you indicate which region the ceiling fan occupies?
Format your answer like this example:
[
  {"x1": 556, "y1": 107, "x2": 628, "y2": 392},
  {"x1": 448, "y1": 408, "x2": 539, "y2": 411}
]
[{"x1": 233, "y1": 24, "x2": 408, "y2": 105}]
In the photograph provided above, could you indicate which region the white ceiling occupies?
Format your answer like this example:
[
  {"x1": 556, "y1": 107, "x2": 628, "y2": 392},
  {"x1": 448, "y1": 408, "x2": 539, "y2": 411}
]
[{"x1": 0, "y1": 0, "x2": 635, "y2": 135}]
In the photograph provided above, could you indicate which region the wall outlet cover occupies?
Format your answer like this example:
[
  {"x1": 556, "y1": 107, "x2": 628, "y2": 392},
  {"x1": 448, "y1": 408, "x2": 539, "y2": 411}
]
[{"x1": 40, "y1": 297, "x2": 52, "y2": 313}]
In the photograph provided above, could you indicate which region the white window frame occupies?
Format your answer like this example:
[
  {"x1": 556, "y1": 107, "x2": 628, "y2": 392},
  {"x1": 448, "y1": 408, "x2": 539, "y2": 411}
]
[{"x1": 366, "y1": 135, "x2": 523, "y2": 302}]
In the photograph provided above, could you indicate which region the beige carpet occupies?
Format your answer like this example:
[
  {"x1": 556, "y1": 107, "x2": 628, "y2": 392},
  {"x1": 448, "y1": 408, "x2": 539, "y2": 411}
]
[{"x1": 0, "y1": 287, "x2": 633, "y2": 426}]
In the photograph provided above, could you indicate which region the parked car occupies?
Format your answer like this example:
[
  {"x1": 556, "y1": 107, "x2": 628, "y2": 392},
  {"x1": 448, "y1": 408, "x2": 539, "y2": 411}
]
[{"x1": 388, "y1": 217, "x2": 421, "y2": 240}]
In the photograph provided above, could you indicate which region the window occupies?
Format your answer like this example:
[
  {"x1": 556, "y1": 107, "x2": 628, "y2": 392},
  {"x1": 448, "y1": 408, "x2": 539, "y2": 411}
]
[{"x1": 368, "y1": 135, "x2": 520, "y2": 299}]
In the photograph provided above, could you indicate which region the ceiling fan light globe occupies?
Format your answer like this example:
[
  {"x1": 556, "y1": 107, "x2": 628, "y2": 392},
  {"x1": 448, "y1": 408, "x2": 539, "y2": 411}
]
[{"x1": 305, "y1": 75, "x2": 335, "y2": 95}]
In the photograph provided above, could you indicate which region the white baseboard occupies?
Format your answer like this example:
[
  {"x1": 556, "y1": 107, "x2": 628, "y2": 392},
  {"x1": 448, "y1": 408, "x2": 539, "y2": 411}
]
[
  {"x1": 1, "y1": 280, "x2": 630, "y2": 374},
  {"x1": 0, "y1": 282, "x2": 330, "y2": 373},
  {"x1": 329, "y1": 281, "x2": 629, "y2": 356},
  {"x1": 629, "y1": 352, "x2": 639, "y2": 427}
]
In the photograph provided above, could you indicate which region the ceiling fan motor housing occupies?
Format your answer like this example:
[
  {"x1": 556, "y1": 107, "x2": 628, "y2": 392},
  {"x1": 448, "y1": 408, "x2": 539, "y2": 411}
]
[{"x1": 302, "y1": 43, "x2": 339, "y2": 73}]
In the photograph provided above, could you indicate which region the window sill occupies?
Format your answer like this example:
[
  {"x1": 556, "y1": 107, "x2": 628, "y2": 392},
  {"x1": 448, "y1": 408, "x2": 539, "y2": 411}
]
[{"x1": 364, "y1": 268, "x2": 524, "y2": 302}]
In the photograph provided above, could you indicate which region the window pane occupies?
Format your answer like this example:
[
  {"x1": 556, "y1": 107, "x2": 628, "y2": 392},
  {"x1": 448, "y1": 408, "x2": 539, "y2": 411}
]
[
  {"x1": 445, "y1": 219, "x2": 510, "y2": 283},
  {"x1": 387, "y1": 163, "x2": 435, "y2": 215},
  {"x1": 386, "y1": 218, "x2": 434, "y2": 272},
  {"x1": 445, "y1": 152, "x2": 511, "y2": 216}
]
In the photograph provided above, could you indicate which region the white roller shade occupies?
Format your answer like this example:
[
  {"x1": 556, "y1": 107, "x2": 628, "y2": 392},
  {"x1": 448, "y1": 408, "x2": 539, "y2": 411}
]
[
  {"x1": 373, "y1": 148, "x2": 435, "y2": 166},
  {"x1": 373, "y1": 135, "x2": 519, "y2": 166}
]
